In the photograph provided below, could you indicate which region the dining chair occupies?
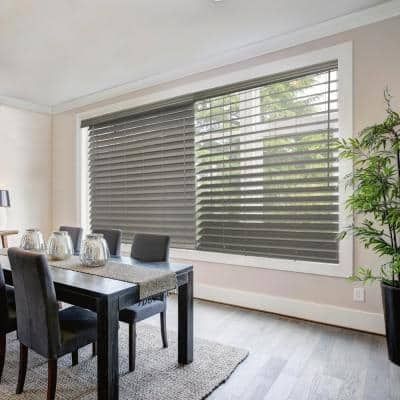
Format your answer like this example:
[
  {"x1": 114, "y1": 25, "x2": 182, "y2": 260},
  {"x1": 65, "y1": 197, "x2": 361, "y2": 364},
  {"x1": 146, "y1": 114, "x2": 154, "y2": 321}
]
[
  {"x1": 119, "y1": 233, "x2": 170, "y2": 372},
  {"x1": 8, "y1": 248, "x2": 97, "y2": 400},
  {"x1": 0, "y1": 263, "x2": 17, "y2": 383},
  {"x1": 59, "y1": 226, "x2": 83, "y2": 254},
  {"x1": 93, "y1": 228, "x2": 122, "y2": 256}
]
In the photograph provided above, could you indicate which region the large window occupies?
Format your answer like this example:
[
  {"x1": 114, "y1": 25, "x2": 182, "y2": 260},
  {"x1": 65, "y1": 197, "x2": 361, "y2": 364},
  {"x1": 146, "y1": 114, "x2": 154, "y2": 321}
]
[
  {"x1": 84, "y1": 61, "x2": 340, "y2": 264},
  {"x1": 86, "y1": 103, "x2": 196, "y2": 248},
  {"x1": 194, "y1": 64, "x2": 338, "y2": 263}
]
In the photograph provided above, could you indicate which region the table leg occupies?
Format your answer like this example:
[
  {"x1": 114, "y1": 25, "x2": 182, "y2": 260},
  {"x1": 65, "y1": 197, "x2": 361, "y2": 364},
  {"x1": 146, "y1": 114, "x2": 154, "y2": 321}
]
[
  {"x1": 178, "y1": 270, "x2": 193, "y2": 364},
  {"x1": 97, "y1": 295, "x2": 119, "y2": 400},
  {"x1": 1, "y1": 236, "x2": 7, "y2": 249}
]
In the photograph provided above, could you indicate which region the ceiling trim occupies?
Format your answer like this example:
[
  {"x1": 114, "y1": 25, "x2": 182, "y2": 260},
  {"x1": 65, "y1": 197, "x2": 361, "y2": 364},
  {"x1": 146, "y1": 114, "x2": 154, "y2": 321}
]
[
  {"x1": 3, "y1": 1, "x2": 399, "y2": 115},
  {"x1": 0, "y1": 95, "x2": 52, "y2": 114},
  {"x1": 52, "y1": 0, "x2": 400, "y2": 114}
]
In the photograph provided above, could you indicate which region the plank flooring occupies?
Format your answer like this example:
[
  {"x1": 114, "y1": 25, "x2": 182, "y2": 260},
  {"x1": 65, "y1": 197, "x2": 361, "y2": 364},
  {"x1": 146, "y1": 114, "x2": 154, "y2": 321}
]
[{"x1": 144, "y1": 296, "x2": 399, "y2": 400}]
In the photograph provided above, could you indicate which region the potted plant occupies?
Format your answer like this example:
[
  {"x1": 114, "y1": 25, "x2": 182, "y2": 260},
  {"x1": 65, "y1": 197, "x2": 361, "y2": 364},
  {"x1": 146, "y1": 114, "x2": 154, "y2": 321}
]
[{"x1": 338, "y1": 90, "x2": 400, "y2": 365}]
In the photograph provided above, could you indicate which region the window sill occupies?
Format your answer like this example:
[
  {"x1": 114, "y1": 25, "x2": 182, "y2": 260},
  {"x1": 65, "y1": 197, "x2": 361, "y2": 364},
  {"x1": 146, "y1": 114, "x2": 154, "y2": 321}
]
[
  {"x1": 121, "y1": 243, "x2": 353, "y2": 278},
  {"x1": 170, "y1": 248, "x2": 352, "y2": 278}
]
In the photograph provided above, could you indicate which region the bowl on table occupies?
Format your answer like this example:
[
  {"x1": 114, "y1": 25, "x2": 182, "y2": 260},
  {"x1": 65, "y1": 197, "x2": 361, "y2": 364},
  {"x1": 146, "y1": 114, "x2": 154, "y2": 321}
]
[
  {"x1": 80, "y1": 233, "x2": 110, "y2": 267},
  {"x1": 20, "y1": 228, "x2": 46, "y2": 252},
  {"x1": 47, "y1": 231, "x2": 74, "y2": 261}
]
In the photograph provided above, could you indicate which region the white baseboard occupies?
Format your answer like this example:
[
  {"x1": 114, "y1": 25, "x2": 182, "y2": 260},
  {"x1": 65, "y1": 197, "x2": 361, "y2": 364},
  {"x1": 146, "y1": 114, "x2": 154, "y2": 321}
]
[{"x1": 194, "y1": 283, "x2": 385, "y2": 335}]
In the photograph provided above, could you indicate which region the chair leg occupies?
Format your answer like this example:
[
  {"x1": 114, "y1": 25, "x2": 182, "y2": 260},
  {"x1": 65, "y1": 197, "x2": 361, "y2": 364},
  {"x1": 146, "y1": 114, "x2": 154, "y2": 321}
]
[
  {"x1": 47, "y1": 359, "x2": 57, "y2": 400},
  {"x1": 92, "y1": 342, "x2": 97, "y2": 357},
  {"x1": 160, "y1": 312, "x2": 168, "y2": 348},
  {"x1": 71, "y1": 350, "x2": 78, "y2": 366},
  {"x1": 0, "y1": 335, "x2": 6, "y2": 382},
  {"x1": 16, "y1": 343, "x2": 28, "y2": 394},
  {"x1": 128, "y1": 323, "x2": 136, "y2": 372}
]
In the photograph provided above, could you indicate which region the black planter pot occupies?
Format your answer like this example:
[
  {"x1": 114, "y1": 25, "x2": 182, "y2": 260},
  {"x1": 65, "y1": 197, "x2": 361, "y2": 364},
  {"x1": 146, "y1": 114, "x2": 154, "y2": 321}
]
[{"x1": 381, "y1": 282, "x2": 400, "y2": 366}]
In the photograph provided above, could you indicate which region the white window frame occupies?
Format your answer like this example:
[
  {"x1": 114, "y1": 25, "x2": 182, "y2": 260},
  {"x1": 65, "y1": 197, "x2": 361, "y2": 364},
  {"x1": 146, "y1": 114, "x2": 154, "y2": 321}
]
[{"x1": 77, "y1": 42, "x2": 353, "y2": 278}]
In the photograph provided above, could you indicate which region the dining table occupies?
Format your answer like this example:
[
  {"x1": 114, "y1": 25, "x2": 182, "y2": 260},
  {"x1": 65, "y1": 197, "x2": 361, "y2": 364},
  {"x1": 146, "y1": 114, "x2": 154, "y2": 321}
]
[{"x1": 0, "y1": 254, "x2": 193, "y2": 400}]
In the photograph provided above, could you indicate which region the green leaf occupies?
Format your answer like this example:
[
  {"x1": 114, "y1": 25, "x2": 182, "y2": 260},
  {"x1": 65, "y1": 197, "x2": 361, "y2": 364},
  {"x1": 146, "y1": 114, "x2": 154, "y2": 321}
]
[{"x1": 339, "y1": 90, "x2": 400, "y2": 286}]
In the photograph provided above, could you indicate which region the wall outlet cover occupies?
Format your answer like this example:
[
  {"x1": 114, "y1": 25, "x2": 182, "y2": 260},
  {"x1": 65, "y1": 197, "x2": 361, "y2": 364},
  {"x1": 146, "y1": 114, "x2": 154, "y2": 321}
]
[{"x1": 353, "y1": 287, "x2": 366, "y2": 302}]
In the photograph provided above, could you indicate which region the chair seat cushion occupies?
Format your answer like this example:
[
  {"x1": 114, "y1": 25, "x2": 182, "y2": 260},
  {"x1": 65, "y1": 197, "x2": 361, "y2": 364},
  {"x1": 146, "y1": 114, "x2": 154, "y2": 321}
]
[
  {"x1": 6, "y1": 285, "x2": 15, "y2": 305},
  {"x1": 6, "y1": 304, "x2": 17, "y2": 333},
  {"x1": 119, "y1": 300, "x2": 165, "y2": 323},
  {"x1": 2, "y1": 285, "x2": 17, "y2": 334},
  {"x1": 58, "y1": 306, "x2": 97, "y2": 357}
]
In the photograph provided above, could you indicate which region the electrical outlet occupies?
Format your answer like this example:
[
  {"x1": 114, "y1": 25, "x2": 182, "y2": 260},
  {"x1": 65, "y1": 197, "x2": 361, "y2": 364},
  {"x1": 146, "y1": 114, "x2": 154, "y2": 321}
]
[{"x1": 353, "y1": 287, "x2": 365, "y2": 302}]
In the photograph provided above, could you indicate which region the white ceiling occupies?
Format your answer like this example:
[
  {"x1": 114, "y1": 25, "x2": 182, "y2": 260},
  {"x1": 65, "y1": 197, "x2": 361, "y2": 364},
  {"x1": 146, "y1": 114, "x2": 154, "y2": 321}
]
[{"x1": 0, "y1": 0, "x2": 394, "y2": 110}]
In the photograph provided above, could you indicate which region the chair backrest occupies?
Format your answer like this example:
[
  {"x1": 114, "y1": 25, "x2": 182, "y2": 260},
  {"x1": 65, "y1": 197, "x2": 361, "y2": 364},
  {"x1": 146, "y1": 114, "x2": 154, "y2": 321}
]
[
  {"x1": 131, "y1": 234, "x2": 170, "y2": 262},
  {"x1": 59, "y1": 226, "x2": 83, "y2": 254},
  {"x1": 93, "y1": 229, "x2": 122, "y2": 257},
  {"x1": 0, "y1": 263, "x2": 10, "y2": 335},
  {"x1": 8, "y1": 248, "x2": 61, "y2": 359}
]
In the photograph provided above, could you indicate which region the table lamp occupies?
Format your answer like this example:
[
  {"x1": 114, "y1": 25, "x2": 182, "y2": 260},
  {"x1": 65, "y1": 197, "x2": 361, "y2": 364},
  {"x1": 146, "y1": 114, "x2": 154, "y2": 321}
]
[{"x1": 0, "y1": 190, "x2": 10, "y2": 230}]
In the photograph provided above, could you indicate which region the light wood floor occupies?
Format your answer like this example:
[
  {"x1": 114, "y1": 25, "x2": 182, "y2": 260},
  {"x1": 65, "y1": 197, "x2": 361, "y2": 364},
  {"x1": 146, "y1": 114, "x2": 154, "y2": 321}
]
[{"x1": 144, "y1": 295, "x2": 400, "y2": 400}]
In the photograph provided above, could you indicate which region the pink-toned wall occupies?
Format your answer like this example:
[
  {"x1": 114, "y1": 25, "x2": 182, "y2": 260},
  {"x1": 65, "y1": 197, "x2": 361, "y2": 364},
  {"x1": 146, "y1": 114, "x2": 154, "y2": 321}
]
[{"x1": 51, "y1": 17, "x2": 400, "y2": 326}]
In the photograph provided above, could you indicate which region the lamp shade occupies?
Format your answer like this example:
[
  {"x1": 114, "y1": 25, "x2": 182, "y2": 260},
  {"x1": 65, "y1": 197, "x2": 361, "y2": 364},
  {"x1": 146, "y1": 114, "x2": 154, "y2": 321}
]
[{"x1": 0, "y1": 190, "x2": 10, "y2": 207}]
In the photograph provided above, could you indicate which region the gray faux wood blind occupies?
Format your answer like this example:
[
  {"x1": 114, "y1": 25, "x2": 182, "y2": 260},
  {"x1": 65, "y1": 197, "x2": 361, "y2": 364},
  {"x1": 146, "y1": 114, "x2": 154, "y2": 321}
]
[
  {"x1": 194, "y1": 63, "x2": 339, "y2": 263},
  {"x1": 87, "y1": 103, "x2": 196, "y2": 248}
]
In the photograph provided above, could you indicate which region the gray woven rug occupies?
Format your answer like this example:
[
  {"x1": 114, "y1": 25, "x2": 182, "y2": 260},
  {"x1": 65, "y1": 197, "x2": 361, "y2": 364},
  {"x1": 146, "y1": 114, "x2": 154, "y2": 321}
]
[{"x1": 0, "y1": 324, "x2": 248, "y2": 400}]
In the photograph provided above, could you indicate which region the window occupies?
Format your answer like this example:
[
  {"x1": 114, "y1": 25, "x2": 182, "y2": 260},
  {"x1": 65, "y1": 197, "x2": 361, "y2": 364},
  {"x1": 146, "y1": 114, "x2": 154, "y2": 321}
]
[
  {"x1": 194, "y1": 64, "x2": 338, "y2": 263},
  {"x1": 86, "y1": 103, "x2": 196, "y2": 248},
  {"x1": 84, "y1": 61, "x2": 340, "y2": 265}
]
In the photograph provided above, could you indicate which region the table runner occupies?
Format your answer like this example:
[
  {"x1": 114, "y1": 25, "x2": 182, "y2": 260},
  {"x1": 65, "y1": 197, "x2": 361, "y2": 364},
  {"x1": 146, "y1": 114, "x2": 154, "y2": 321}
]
[{"x1": 1, "y1": 250, "x2": 176, "y2": 300}]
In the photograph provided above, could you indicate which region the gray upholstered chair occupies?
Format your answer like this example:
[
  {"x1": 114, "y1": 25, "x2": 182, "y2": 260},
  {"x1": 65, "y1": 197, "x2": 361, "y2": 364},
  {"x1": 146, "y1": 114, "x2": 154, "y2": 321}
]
[
  {"x1": 8, "y1": 248, "x2": 97, "y2": 400},
  {"x1": 119, "y1": 234, "x2": 170, "y2": 372},
  {"x1": 93, "y1": 228, "x2": 122, "y2": 257},
  {"x1": 59, "y1": 226, "x2": 83, "y2": 254},
  {"x1": 0, "y1": 263, "x2": 17, "y2": 382}
]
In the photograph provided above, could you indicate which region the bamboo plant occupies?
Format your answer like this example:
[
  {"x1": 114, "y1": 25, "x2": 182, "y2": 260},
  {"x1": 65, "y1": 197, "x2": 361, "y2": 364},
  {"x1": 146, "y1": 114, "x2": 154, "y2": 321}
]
[{"x1": 337, "y1": 91, "x2": 400, "y2": 286}]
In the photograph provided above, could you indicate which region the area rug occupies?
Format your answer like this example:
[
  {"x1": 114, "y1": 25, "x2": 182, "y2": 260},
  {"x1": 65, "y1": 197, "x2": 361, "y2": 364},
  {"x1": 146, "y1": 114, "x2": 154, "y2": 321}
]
[{"x1": 0, "y1": 324, "x2": 248, "y2": 400}]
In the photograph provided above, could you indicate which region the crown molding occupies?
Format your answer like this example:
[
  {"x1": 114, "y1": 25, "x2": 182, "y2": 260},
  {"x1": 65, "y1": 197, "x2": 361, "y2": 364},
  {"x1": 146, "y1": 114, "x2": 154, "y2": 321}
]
[
  {"x1": 0, "y1": 95, "x2": 51, "y2": 114},
  {"x1": 2, "y1": 1, "x2": 399, "y2": 115},
  {"x1": 52, "y1": 0, "x2": 400, "y2": 114}
]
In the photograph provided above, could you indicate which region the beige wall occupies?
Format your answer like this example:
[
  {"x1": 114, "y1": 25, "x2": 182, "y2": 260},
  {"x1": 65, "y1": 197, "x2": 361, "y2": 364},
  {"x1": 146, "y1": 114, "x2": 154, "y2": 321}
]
[
  {"x1": 51, "y1": 17, "x2": 400, "y2": 325},
  {"x1": 0, "y1": 105, "x2": 52, "y2": 245}
]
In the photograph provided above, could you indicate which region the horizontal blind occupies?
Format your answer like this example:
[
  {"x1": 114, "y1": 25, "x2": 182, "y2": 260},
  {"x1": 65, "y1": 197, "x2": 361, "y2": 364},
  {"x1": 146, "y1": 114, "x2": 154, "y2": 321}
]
[
  {"x1": 88, "y1": 103, "x2": 196, "y2": 248},
  {"x1": 194, "y1": 63, "x2": 339, "y2": 263}
]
